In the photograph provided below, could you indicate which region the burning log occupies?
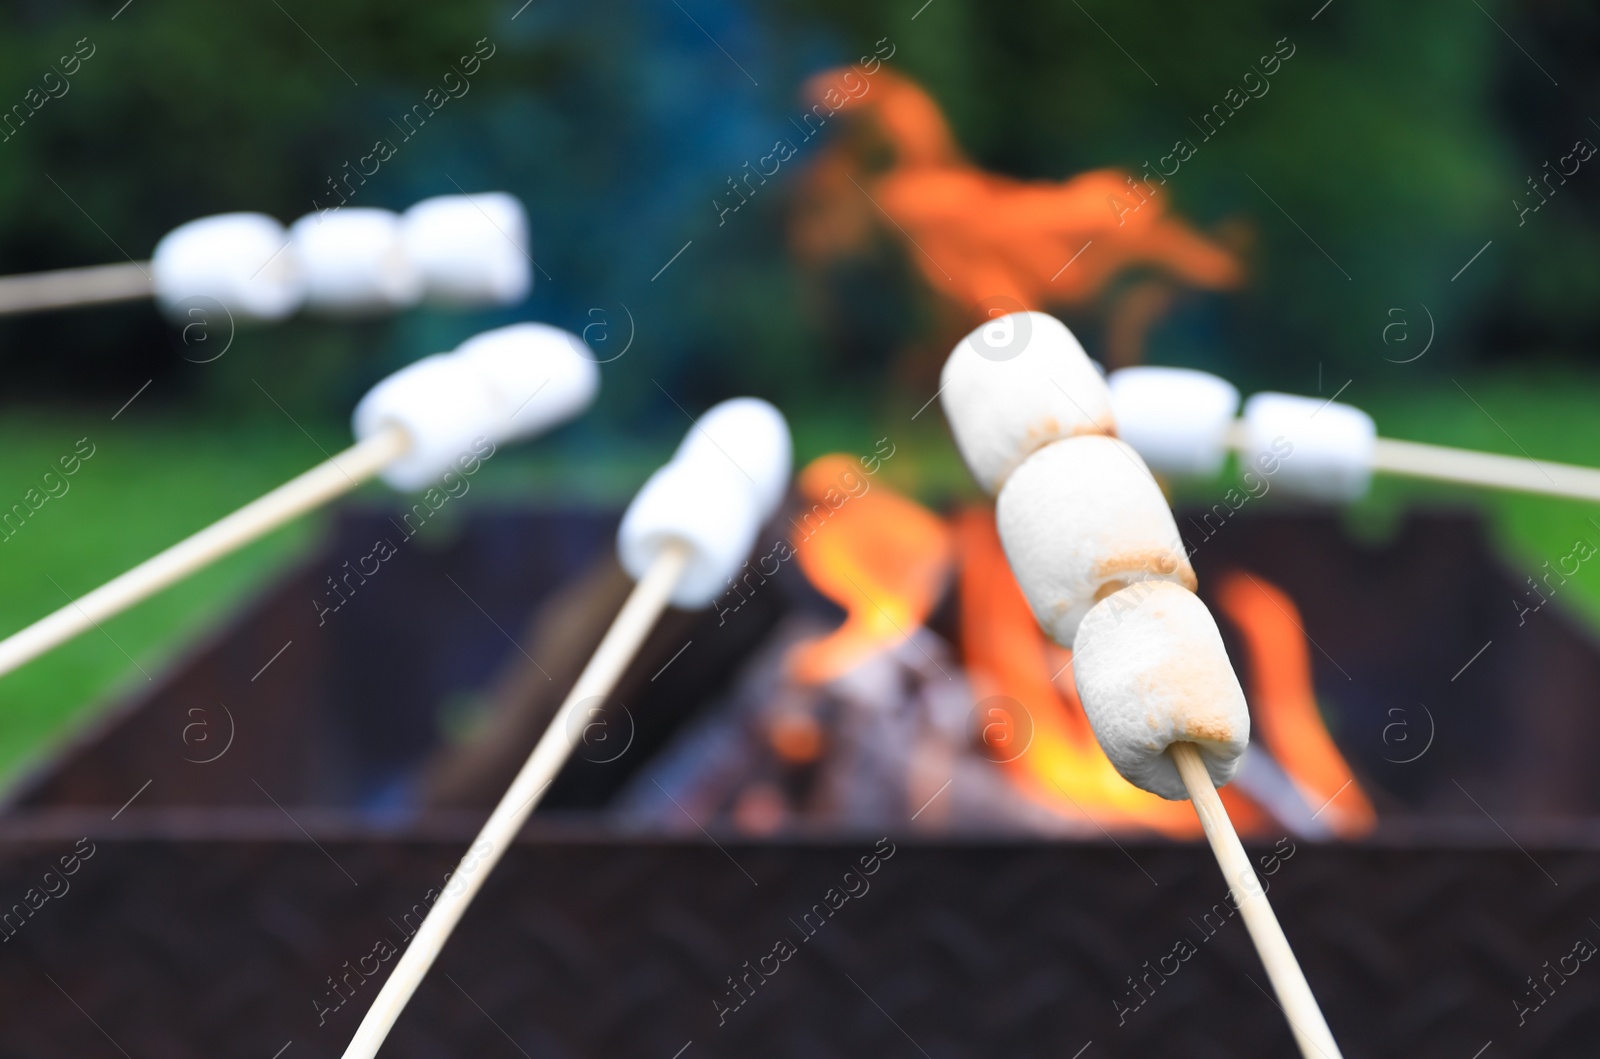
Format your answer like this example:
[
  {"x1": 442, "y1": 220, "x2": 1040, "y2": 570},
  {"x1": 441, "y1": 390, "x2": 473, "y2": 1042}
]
[
  {"x1": 615, "y1": 457, "x2": 1073, "y2": 835},
  {"x1": 610, "y1": 442, "x2": 1368, "y2": 840},
  {"x1": 616, "y1": 610, "x2": 1074, "y2": 835}
]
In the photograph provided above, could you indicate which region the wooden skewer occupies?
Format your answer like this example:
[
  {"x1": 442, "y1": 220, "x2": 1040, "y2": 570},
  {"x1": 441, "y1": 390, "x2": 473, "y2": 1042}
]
[
  {"x1": 1368, "y1": 436, "x2": 1600, "y2": 503},
  {"x1": 341, "y1": 539, "x2": 692, "y2": 1059},
  {"x1": 0, "y1": 425, "x2": 408, "y2": 680},
  {"x1": 1169, "y1": 742, "x2": 1343, "y2": 1059},
  {"x1": 1221, "y1": 421, "x2": 1600, "y2": 503},
  {"x1": 0, "y1": 260, "x2": 153, "y2": 315}
]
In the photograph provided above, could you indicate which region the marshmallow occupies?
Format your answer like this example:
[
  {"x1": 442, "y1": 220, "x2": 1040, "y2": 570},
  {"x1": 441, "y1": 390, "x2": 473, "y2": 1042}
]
[
  {"x1": 351, "y1": 323, "x2": 598, "y2": 490},
  {"x1": 617, "y1": 399, "x2": 794, "y2": 608},
  {"x1": 1072, "y1": 580, "x2": 1250, "y2": 800},
  {"x1": 1108, "y1": 366, "x2": 1240, "y2": 478},
  {"x1": 453, "y1": 323, "x2": 599, "y2": 435},
  {"x1": 401, "y1": 192, "x2": 532, "y2": 307},
  {"x1": 940, "y1": 311, "x2": 1114, "y2": 494},
  {"x1": 150, "y1": 212, "x2": 305, "y2": 324},
  {"x1": 1242, "y1": 392, "x2": 1375, "y2": 501},
  {"x1": 290, "y1": 208, "x2": 423, "y2": 315},
  {"x1": 670, "y1": 397, "x2": 792, "y2": 521},
  {"x1": 997, "y1": 436, "x2": 1195, "y2": 646}
]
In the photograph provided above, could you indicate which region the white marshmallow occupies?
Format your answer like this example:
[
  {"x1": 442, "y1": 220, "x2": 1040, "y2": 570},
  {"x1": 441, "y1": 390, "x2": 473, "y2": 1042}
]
[
  {"x1": 351, "y1": 323, "x2": 598, "y2": 491},
  {"x1": 290, "y1": 208, "x2": 423, "y2": 315},
  {"x1": 618, "y1": 399, "x2": 794, "y2": 608},
  {"x1": 997, "y1": 436, "x2": 1195, "y2": 647},
  {"x1": 940, "y1": 311, "x2": 1114, "y2": 494},
  {"x1": 150, "y1": 212, "x2": 305, "y2": 324},
  {"x1": 453, "y1": 323, "x2": 599, "y2": 436},
  {"x1": 617, "y1": 457, "x2": 763, "y2": 608},
  {"x1": 1108, "y1": 366, "x2": 1240, "y2": 478},
  {"x1": 1242, "y1": 392, "x2": 1375, "y2": 501},
  {"x1": 401, "y1": 192, "x2": 532, "y2": 307},
  {"x1": 352, "y1": 354, "x2": 496, "y2": 490},
  {"x1": 670, "y1": 397, "x2": 792, "y2": 521},
  {"x1": 1072, "y1": 580, "x2": 1250, "y2": 800}
]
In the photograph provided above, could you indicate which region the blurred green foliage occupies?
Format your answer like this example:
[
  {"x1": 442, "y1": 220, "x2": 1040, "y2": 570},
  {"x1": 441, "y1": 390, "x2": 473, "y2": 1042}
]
[{"x1": 0, "y1": 0, "x2": 1596, "y2": 421}]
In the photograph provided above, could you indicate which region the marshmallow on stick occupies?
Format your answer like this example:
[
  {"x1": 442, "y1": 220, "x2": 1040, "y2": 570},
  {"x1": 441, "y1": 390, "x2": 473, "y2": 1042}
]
[
  {"x1": 1072, "y1": 583, "x2": 1339, "y2": 1059},
  {"x1": 340, "y1": 398, "x2": 792, "y2": 1059},
  {"x1": 0, "y1": 192, "x2": 533, "y2": 322},
  {"x1": 0, "y1": 323, "x2": 598, "y2": 680},
  {"x1": 996, "y1": 435, "x2": 1195, "y2": 646},
  {"x1": 289, "y1": 208, "x2": 423, "y2": 316},
  {"x1": 1109, "y1": 365, "x2": 1600, "y2": 504},
  {"x1": 940, "y1": 309, "x2": 1115, "y2": 493},
  {"x1": 942, "y1": 311, "x2": 1344, "y2": 1059}
]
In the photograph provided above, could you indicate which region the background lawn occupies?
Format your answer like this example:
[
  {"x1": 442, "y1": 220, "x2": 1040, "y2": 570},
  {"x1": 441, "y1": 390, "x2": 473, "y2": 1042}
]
[{"x1": 2, "y1": 365, "x2": 1597, "y2": 787}]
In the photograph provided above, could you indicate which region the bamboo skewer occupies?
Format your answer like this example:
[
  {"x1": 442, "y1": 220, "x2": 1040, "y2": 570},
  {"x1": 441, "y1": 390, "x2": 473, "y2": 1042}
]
[
  {"x1": 0, "y1": 426, "x2": 408, "y2": 679},
  {"x1": 340, "y1": 539, "x2": 693, "y2": 1059},
  {"x1": 1368, "y1": 436, "x2": 1600, "y2": 503},
  {"x1": 0, "y1": 261, "x2": 154, "y2": 315},
  {"x1": 1170, "y1": 742, "x2": 1343, "y2": 1059},
  {"x1": 0, "y1": 319, "x2": 601, "y2": 680},
  {"x1": 1219, "y1": 420, "x2": 1600, "y2": 504}
]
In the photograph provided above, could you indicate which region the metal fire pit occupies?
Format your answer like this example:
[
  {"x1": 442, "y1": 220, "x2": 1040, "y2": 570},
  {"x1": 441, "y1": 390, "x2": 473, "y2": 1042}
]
[{"x1": 3, "y1": 505, "x2": 1599, "y2": 1058}]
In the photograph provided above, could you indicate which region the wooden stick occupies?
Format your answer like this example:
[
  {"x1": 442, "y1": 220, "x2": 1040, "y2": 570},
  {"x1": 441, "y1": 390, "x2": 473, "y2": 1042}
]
[
  {"x1": 1369, "y1": 436, "x2": 1600, "y2": 503},
  {"x1": 1221, "y1": 421, "x2": 1600, "y2": 503},
  {"x1": 0, "y1": 426, "x2": 408, "y2": 679},
  {"x1": 340, "y1": 539, "x2": 692, "y2": 1059},
  {"x1": 0, "y1": 261, "x2": 153, "y2": 315},
  {"x1": 1169, "y1": 742, "x2": 1343, "y2": 1059}
]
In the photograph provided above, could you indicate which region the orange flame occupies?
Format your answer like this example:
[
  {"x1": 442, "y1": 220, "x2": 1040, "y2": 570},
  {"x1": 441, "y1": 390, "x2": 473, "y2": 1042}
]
[
  {"x1": 788, "y1": 455, "x2": 954, "y2": 684},
  {"x1": 953, "y1": 509, "x2": 1217, "y2": 836},
  {"x1": 784, "y1": 464, "x2": 1368, "y2": 837},
  {"x1": 1212, "y1": 571, "x2": 1377, "y2": 837},
  {"x1": 794, "y1": 68, "x2": 1243, "y2": 324}
]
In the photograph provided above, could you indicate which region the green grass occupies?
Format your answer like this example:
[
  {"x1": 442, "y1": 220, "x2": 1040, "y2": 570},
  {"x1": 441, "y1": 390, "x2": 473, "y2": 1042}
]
[
  {"x1": 1153, "y1": 365, "x2": 1600, "y2": 630},
  {"x1": 0, "y1": 407, "x2": 764, "y2": 788},
  {"x1": 1354, "y1": 367, "x2": 1600, "y2": 631},
  {"x1": 0, "y1": 365, "x2": 1597, "y2": 788},
  {"x1": 0, "y1": 412, "x2": 336, "y2": 785}
]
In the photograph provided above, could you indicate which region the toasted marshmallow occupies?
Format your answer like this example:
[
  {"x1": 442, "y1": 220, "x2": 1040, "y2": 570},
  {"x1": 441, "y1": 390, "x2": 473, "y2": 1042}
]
[
  {"x1": 670, "y1": 397, "x2": 792, "y2": 521},
  {"x1": 1241, "y1": 392, "x2": 1375, "y2": 502},
  {"x1": 290, "y1": 208, "x2": 423, "y2": 315},
  {"x1": 351, "y1": 323, "x2": 598, "y2": 491},
  {"x1": 940, "y1": 311, "x2": 1114, "y2": 494},
  {"x1": 997, "y1": 436, "x2": 1195, "y2": 646},
  {"x1": 150, "y1": 212, "x2": 305, "y2": 324},
  {"x1": 618, "y1": 399, "x2": 793, "y2": 608},
  {"x1": 401, "y1": 192, "x2": 531, "y2": 307},
  {"x1": 1108, "y1": 366, "x2": 1240, "y2": 478},
  {"x1": 1072, "y1": 580, "x2": 1249, "y2": 800}
]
